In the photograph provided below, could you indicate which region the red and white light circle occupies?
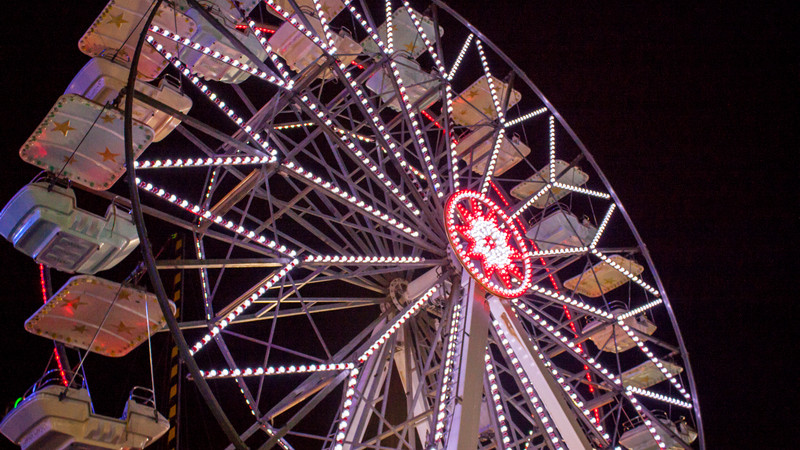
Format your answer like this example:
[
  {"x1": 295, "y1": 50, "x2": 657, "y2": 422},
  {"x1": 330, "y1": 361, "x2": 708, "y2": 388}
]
[{"x1": 445, "y1": 190, "x2": 533, "y2": 298}]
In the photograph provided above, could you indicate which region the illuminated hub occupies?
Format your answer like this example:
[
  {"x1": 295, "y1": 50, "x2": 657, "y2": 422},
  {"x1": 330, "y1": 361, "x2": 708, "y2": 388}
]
[{"x1": 445, "y1": 190, "x2": 532, "y2": 298}]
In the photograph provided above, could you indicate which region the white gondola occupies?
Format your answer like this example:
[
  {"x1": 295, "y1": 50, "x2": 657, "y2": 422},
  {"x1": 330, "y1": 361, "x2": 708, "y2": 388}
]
[
  {"x1": 269, "y1": 13, "x2": 362, "y2": 80},
  {"x1": 65, "y1": 57, "x2": 192, "y2": 142},
  {"x1": 360, "y1": 7, "x2": 441, "y2": 59},
  {"x1": 25, "y1": 275, "x2": 174, "y2": 357},
  {"x1": 451, "y1": 76, "x2": 521, "y2": 127},
  {"x1": 563, "y1": 254, "x2": 645, "y2": 298},
  {"x1": 622, "y1": 359, "x2": 685, "y2": 389},
  {"x1": 620, "y1": 414, "x2": 697, "y2": 450},
  {"x1": 0, "y1": 372, "x2": 169, "y2": 449},
  {"x1": 526, "y1": 209, "x2": 597, "y2": 251},
  {"x1": 453, "y1": 126, "x2": 530, "y2": 175},
  {"x1": 79, "y1": 0, "x2": 197, "y2": 81},
  {"x1": 582, "y1": 306, "x2": 656, "y2": 353},
  {"x1": 510, "y1": 159, "x2": 590, "y2": 206},
  {"x1": 19, "y1": 94, "x2": 154, "y2": 191},
  {"x1": 0, "y1": 182, "x2": 139, "y2": 274},
  {"x1": 176, "y1": 3, "x2": 268, "y2": 83},
  {"x1": 365, "y1": 55, "x2": 440, "y2": 112}
]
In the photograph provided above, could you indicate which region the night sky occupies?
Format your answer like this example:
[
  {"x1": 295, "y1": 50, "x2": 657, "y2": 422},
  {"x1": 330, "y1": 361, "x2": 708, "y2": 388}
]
[{"x1": 0, "y1": 1, "x2": 796, "y2": 448}]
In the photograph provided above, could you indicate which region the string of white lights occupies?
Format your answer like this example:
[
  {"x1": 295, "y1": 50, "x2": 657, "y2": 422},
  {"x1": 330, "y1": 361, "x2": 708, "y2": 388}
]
[
  {"x1": 485, "y1": 352, "x2": 512, "y2": 449},
  {"x1": 590, "y1": 249, "x2": 660, "y2": 296},
  {"x1": 552, "y1": 182, "x2": 611, "y2": 200},
  {"x1": 304, "y1": 254, "x2": 423, "y2": 264},
  {"x1": 475, "y1": 38, "x2": 507, "y2": 195},
  {"x1": 135, "y1": 155, "x2": 273, "y2": 169},
  {"x1": 626, "y1": 386, "x2": 693, "y2": 409},
  {"x1": 432, "y1": 303, "x2": 463, "y2": 443},
  {"x1": 527, "y1": 285, "x2": 615, "y2": 319},
  {"x1": 447, "y1": 33, "x2": 473, "y2": 81},
  {"x1": 589, "y1": 203, "x2": 616, "y2": 248},
  {"x1": 199, "y1": 362, "x2": 355, "y2": 379},
  {"x1": 549, "y1": 116, "x2": 557, "y2": 183},
  {"x1": 332, "y1": 368, "x2": 361, "y2": 450},
  {"x1": 281, "y1": 160, "x2": 419, "y2": 238},
  {"x1": 509, "y1": 185, "x2": 550, "y2": 221},
  {"x1": 188, "y1": 259, "x2": 299, "y2": 355},
  {"x1": 529, "y1": 246, "x2": 588, "y2": 258},
  {"x1": 504, "y1": 107, "x2": 549, "y2": 128},
  {"x1": 615, "y1": 299, "x2": 664, "y2": 321},
  {"x1": 357, "y1": 285, "x2": 438, "y2": 363}
]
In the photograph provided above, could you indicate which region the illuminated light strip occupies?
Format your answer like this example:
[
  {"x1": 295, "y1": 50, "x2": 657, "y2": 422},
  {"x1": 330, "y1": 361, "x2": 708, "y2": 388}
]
[
  {"x1": 136, "y1": 178, "x2": 296, "y2": 257},
  {"x1": 282, "y1": 161, "x2": 419, "y2": 238},
  {"x1": 273, "y1": 121, "x2": 315, "y2": 130},
  {"x1": 549, "y1": 116, "x2": 557, "y2": 183},
  {"x1": 497, "y1": 314, "x2": 611, "y2": 442},
  {"x1": 357, "y1": 285, "x2": 438, "y2": 363},
  {"x1": 504, "y1": 107, "x2": 549, "y2": 128},
  {"x1": 617, "y1": 322, "x2": 690, "y2": 401},
  {"x1": 551, "y1": 182, "x2": 611, "y2": 200},
  {"x1": 304, "y1": 255, "x2": 423, "y2": 264},
  {"x1": 492, "y1": 320, "x2": 565, "y2": 449},
  {"x1": 333, "y1": 127, "x2": 375, "y2": 143},
  {"x1": 135, "y1": 155, "x2": 273, "y2": 169},
  {"x1": 195, "y1": 237, "x2": 212, "y2": 321},
  {"x1": 529, "y1": 284, "x2": 615, "y2": 319},
  {"x1": 626, "y1": 386, "x2": 693, "y2": 409},
  {"x1": 146, "y1": 37, "x2": 278, "y2": 160},
  {"x1": 589, "y1": 203, "x2": 616, "y2": 248},
  {"x1": 615, "y1": 299, "x2": 664, "y2": 321},
  {"x1": 626, "y1": 396, "x2": 669, "y2": 449},
  {"x1": 332, "y1": 368, "x2": 361, "y2": 450},
  {"x1": 200, "y1": 362, "x2": 355, "y2": 379},
  {"x1": 530, "y1": 246, "x2": 588, "y2": 258},
  {"x1": 402, "y1": 2, "x2": 459, "y2": 191},
  {"x1": 147, "y1": 26, "x2": 287, "y2": 88},
  {"x1": 189, "y1": 259, "x2": 300, "y2": 355},
  {"x1": 509, "y1": 185, "x2": 551, "y2": 221},
  {"x1": 591, "y1": 249, "x2": 660, "y2": 296},
  {"x1": 312, "y1": 0, "x2": 338, "y2": 53},
  {"x1": 433, "y1": 303, "x2": 463, "y2": 443},
  {"x1": 272, "y1": 0, "x2": 430, "y2": 207},
  {"x1": 233, "y1": 24, "x2": 276, "y2": 33},
  {"x1": 384, "y1": 0, "x2": 394, "y2": 54},
  {"x1": 447, "y1": 33, "x2": 474, "y2": 81},
  {"x1": 249, "y1": 20, "x2": 295, "y2": 86},
  {"x1": 475, "y1": 38, "x2": 506, "y2": 195},
  {"x1": 39, "y1": 264, "x2": 69, "y2": 387},
  {"x1": 485, "y1": 352, "x2": 512, "y2": 449}
]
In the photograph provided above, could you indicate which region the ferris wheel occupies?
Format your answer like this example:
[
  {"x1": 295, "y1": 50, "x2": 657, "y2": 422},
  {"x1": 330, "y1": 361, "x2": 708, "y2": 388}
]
[{"x1": 0, "y1": 0, "x2": 704, "y2": 449}]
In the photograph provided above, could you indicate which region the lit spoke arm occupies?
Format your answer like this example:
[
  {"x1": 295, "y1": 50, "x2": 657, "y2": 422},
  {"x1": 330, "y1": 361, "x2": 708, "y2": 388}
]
[
  {"x1": 504, "y1": 107, "x2": 548, "y2": 128},
  {"x1": 447, "y1": 33, "x2": 473, "y2": 81},
  {"x1": 551, "y1": 182, "x2": 611, "y2": 200},
  {"x1": 136, "y1": 177, "x2": 296, "y2": 257},
  {"x1": 549, "y1": 116, "x2": 557, "y2": 182},
  {"x1": 281, "y1": 160, "x2": 420, "y2": 239},
  {"x1": 509, "y1": 185, "x2": 550, "y2": 221},
  {"x1": 200, "y1": 362, "x2": 355, "y2": 379},
  {"x1": 529, "y1": 246, "x2": 588, "y2": 258},
  {"x1": 590, "y1": 248, "x2": 660, "y2": 296},
  {"x1": 135, "y1": 155, "x2": 273, "y2": 169},
  {"x1": 475, "y1": 38, "x2": 507, "y2": 194},
  {"x1": 485, "y1": 351, "x2": 513, "y2": 449},
  {"x1": 147, "y1": 25, "x2": 286, "y2": 88},
  {"x1": 527, "y1": 285, "x2": 615, "y2": 320},
  {"x1": 589, "y1": 203, "x2": 616, "y2": 248},
  {"x1": 303, "y1": 254, "x2": 426, "y2": 265},
  {"x1": 617, "y1": 320, "x2": 690, "y2": 400},
  {"x1": 432, "y1": 302, "x2": 464, "y2": 443},
  {"x1": 615, "y1": 299, "x2": 664, "y2": 320},
  {"x1": 188, "y1": 259, "x2": 300, "y2": 355},
  {"x1": 146, "y1": 37, "x2": 277, "y2": 160}
]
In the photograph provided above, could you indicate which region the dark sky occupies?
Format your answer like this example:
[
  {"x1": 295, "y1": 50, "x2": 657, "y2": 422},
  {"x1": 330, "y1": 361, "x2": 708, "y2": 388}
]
[{"x1": 0, "y1": 1, "x2": 796, "y2": 448}]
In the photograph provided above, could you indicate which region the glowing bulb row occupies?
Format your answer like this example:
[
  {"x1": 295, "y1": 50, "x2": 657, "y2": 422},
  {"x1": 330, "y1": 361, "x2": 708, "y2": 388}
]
[
  {"x1": 485, "y1": 352, "x2": 512, "y2": 449},
  {"x1": 509, "y1": 185, "x2": 550, "y2": 221},
  {"x1": 200, "y1": 362, "x2": 355, "y2": 379},
  {"x1": 332, "y1": 368, "x2": 361, "y2": 450},
  {"x1": 616, "y1": 299, "x2": 663, "y2": 321},
  {"x1": 338, "y1": 0, "x2": 441, "y2": 198},
  {"x1": 447, "y1": 33, "x2": 474, "y2": 80},
  {"x1": 135, "y1": 155, "x2": 272, "y2": 169},
  {"x1": 627, "y1": 396, "x2": 668, "y2": 449},
  {"x1": 282, "y1": 160, "x2": 419, "y2": 238},
  {"x1": 146, "y1": 37, "x2": 277, "y2": 159},
  {"x1": 626, "y1": 386, "x2": 693, "y2": 409},
  {"x1": 433, "y1": 303, "x2": 463, "y2": 443},
  {"x1": 272, "y1": 121, "x2": 375, "y2": 143},
  {"x1": 189, "y1": 259, "x2": 299, "y2": 355},
  {"x1": 312, "y1": 0, "x2": 338, "y2": 53},
  {"x1": 402, "y1": 2, "x2": 458, "y2": 192},
  {"x1": 249, "y1": 20, "x2": 295, "y2": 86},
  {"x1": 589, "y1": 203, "x2": 616, "y2": 248},
  {"x1": 528, "y1": 285, "x2": 614, "y2": 319},
  {"x1": 552, "y1": 182, "x2": 611, "y2": 200},
  {"x1": 617, "y1": 322, "x2": 690, "y2": 400},
  {"x1": 384, "y1": 0, "x2": 394, "y2": 54},
  {"x1": 194, "y1": 237, "x2": 212, "y2": 321},
  {"x1": 274, "y1": 122, "x2": 315, "y2": 130},
  {"x1": 591, "y1": 249, "x2": 660, "y2": 296},
  {"x1": 357, "y1": 285, "x2": 438, "y2": 363},
  {"x1": 505, "y1": 107, "x2": 549, "y2": 128},
  {"x1": 475, "y1": 38, "x2": 506, "y2": 194},
  {"x1": 304, "y1": 254, "x2": 423, "y2": 264},
  {"x1": 549, "y1": 116, "x2": 557, "y2": 183},
  {"x1": 136, "y1": 178, "x2": 296, "y2": 256},
  {"x1": 491, "y1": 320, "x2": 564, "y2": 449},
  {"x1": 529, "y1": 246, "x2": 588, "y2": 258},
  {"x1": 147, "y1": 25, "x2": 287, "y2": 88}
]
